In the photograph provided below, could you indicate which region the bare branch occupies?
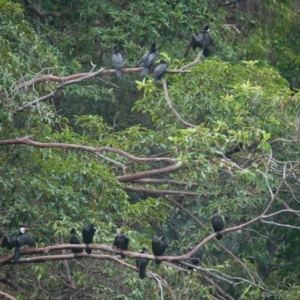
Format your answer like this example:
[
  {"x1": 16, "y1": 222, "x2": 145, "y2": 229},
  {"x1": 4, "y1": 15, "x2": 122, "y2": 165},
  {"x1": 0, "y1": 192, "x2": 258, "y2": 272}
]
[
  {"x1": 181, "y1": 50, "x2": 203, "y2": 70},
  {"x1": 262, "y1": 209, "x2": 300, "y2": 219},
  {"x1": 261, "y1": 220, "x2": 300, "y2": 229},
  {"x1": 0, "y1": 137, "x2": 175, "y2": 163},
  {"x1": 117, "y1": 164, "x2": 182, "y2": 182},
  {"x1": 162, "y1": 79, "x2": 197, "y2": 128},
  {"x1": 14, "y1": 67, "x2": 105, "y2": 114},
  {"x1": 133, "y1": 178, "x2": 198, "y2": 187},
  {"x1": 18, "y1": 68, "x2": 189, "y2": 90}
]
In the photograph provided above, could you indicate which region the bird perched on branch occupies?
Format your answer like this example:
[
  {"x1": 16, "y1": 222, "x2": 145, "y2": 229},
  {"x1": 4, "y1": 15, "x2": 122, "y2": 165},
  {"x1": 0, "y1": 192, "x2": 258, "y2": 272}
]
[
  {"x1": 152, "y1": 235, "x2": 167, "y2": 266},
  {"x1": 212, "y1": 210, "x2": 224, "y2": 240},
  {"x1": 112, "y1": 232, "x2": 130, "y2": 258},
  {"x1": 70, "y1": 228, "x2": 82, "y2": 254},
  {"x1": 2, "y1": 227, "x2": 35, "y2": 262},
  {"x1": 112, "y1": 46, "x2": 124, "y2": 78},
  {"x1": 184, "y1": 25, "x2": 214, "y2": 58},
  {"x1": 82, "y1": 223, "x2": 96, "y2": 254},
  {"x1": 136, "y1": 247, "x2": 149, "y2": 279},
  {"x1": 153, "y1": 59, "x2": 168, "y2": 84},
  {"x1": 187, "y1": 246, "x2": 203, "y2": 270},
  {"x1": 138, "y1": 43, "x2": 159, "y2": 76}
]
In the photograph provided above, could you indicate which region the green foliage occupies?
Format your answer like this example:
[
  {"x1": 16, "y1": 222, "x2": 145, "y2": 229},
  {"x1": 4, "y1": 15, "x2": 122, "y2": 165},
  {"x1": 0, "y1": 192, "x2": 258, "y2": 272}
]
[{"x1": 1, "y1": 0, "x2": 300, "y2": 299}]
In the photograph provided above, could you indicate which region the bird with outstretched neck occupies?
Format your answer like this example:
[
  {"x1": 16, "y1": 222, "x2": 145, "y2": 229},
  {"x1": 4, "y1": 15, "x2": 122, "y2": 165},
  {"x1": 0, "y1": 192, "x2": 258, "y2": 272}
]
[
  {"x1": 136, "y1": 247, "x2": 149, "y2": 279},
  {"x1": 112, "y1": 232, "x2": 130, "y2": 259},
  {"x1": 152, "y1": 235, "x2": 167, "y2": 266},
  {"x1": 82, "y1": 223, "x2": 96, "y2": 254},
  {"x1": 212, "y1": 210, "x2": 224, "y2": 240}
]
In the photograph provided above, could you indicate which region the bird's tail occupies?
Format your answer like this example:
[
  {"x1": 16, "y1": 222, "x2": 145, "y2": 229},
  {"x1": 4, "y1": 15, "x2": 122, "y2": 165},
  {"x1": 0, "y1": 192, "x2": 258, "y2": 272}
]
[
  {"x1": 184, "y1": 39, "x2": 193, "y2": 58},
  {"x1": 116, "y1": 69, "x2": 122, "y2": 78},
  {"x1": 141, "y1": 68, "x2": 149, "y2": 76},
  {"x1": 155, "y1": 259, "x2": 161, "y2": 266},
  {"x1": 86, "y1": 248, "x2": 92, "y2": 254},
  {"x1": 203, "y1": 48, "x2": 210, "y2": 57},
  {"x1": 216, "y1": 233, "x2": 223, "y2": 240},
  {"x1": 14, "y1": 250, "x2": 21, "y2": 262},
  {"x1": 139, "y1": 267, "x2": 146, "y2": 279}
]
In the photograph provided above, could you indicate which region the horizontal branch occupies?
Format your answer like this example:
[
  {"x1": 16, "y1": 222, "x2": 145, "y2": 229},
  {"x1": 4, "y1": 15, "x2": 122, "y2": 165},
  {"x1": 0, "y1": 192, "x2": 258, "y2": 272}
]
[
  {"x1": 124, "y1": 186, "x2": 197, "y2": 196},
  {"x1": 18, "y1": 67, "x2": 189, "y2": 89},
  {"x1": 0, "y1": 137, "x2": 175, "y2": 163},
  {"x1": 15, "y1": 67, "x2": 106, "y2": 114},
  {"x1": 132, "y1": 178, "x2": 198, "y2": 187},
  {"x1": 116, "y1": 164, "x2": 182, "y2": 182}
]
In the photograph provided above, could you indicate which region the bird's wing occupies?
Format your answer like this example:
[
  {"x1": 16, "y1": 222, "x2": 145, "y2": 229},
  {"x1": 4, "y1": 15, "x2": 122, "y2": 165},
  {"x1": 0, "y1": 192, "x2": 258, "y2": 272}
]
[
  {"x1": 203, "y1": 32, "x2": 214, "y2": 48},
  {"x1": 2, "y1": 234, "x2": 15, "y2": 250},
  {"x1": 138, "y1": 52, "x2": 149, "y2": 66},
  {"x1": 18, "y1": 234, "x2": 35, "y2": 247}
]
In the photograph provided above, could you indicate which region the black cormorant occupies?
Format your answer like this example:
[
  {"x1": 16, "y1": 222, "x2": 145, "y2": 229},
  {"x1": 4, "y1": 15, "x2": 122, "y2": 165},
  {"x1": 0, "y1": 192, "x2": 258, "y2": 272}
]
[
  {"x1": 70, "y1": 228, "x2": 82, "y2": 254},
  {"x1": 136, "y1": 247, "x2": 149, "y2": 279},
  {"x1": 212, "y1": 210, "x2": 224, "y2": 240},
  {"x1": 112, "y1": 232, "x2": 130, "y2": 258},
  {"x1": 138, "y1": 43, "x2": 159, "y2": 76},
  {"x1": 2, "y1": 227, "x2": 35, "y2": 262},
  {"x1": 112, "y1": 46, "x2": 123, "y2": 78},
  {"x1": 187, "y1": 246, "x2": 203, "y2": 270},
  {"x1": 82, "y1": 223, "x2": 96, "y2": 254},
  {"x1": 184, "y1": 25, "x2": 214, "y2": 58},
  {"x1": 153, "y1": 60, "x2": 168, "y2": 84},
  {"x1": 152, "y1": 235, "x2": 167, "y2": 266}
]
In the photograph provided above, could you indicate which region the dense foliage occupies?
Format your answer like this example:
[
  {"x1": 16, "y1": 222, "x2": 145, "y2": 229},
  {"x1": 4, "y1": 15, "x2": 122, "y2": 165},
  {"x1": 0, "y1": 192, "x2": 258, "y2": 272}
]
[{"x1": 1, "y1": 0, "x2": 300, "y2": 299}]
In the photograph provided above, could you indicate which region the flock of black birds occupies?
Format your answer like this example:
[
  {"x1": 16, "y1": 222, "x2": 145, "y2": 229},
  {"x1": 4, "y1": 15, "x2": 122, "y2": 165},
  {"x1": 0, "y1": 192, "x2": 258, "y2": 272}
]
[
  {"x1": 1, "y1": 209, "x2": 224, "y2": 279},
  {"x1": 111, "y1": 25, "x2": 214, "y2": 80}
]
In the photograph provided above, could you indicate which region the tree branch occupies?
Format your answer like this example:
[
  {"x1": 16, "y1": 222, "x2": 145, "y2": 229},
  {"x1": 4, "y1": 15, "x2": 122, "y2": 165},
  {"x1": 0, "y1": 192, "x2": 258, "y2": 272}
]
[
  {"x1": 17, "y1": 68, "x2": 189, "y2": 90},
  {"x1": 0, "y1": 290, "x2": 17, "y2": 300},
  {"x1": 124, "y1": 186, "x2": 196, "y2": 196},
  {"x1": 162, "y1": 79, "x2": 197, "y2": 128},
  {"x1": 14, "y1": 67, "x2": 105, "y2": 114},
  {"x1": 117, "y1": 164, "x2": 182, "y2": 182},
  {"x1": 0, "y1": 137, "x2": 175, "y2": 164}
]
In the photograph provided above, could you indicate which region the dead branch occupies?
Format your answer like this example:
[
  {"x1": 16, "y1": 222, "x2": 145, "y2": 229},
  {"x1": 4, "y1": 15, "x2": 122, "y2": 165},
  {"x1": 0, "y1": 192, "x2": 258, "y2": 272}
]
[
  {"x1": 162, "y1": 79, "x2": 197, "y2": 128},
  {"x1": 0, "y1": 137, "x2": 175, "y2": 164}
]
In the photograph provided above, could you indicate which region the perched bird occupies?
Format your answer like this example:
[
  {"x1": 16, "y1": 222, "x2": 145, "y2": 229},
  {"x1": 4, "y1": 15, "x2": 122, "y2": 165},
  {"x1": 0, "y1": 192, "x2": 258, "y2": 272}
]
[
  {"x1": 70, "y1": 228, "x2": 82, "y2": 254},
  {"x1": 82, "y1": 223, "x2": 96, "y2": 254},
  {"x1": 187, "y1": 246, "x2": 203, "y2": 270},
  {"x1": 2, "y1": 227, "x2": 35, "y2": 262},
  {"x1": 212, "y1": 210, "x2": 224, "y2": 240},
  {"x1": 112, "y1": 232, "x2": 130, "y2": 258},
  {"x1": 152, "y1": 235, "x2": 167, "y2": 266},
  {"x1": 136, "y1": 247, "x2": 149, "y2": 279},
  {"x1": 184, "y1": 25, "x2": 214, "y2": 58},
  {"x1": 138, "y1": 43, "x2": 159, "y2": 76},
  {"x1": 112, "y1": 46, "x2": 124, "y2": 78},
  {"x1": 153, "y1": 60, "x2": 168, "y2": 84}
]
